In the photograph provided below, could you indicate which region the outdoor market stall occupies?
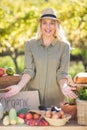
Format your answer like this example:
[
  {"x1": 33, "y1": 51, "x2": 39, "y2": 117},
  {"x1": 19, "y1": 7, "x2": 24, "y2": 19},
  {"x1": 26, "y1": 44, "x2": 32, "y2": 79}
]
[{"x1": 0, "y1": 73, "x2": 87, "y2": 130}]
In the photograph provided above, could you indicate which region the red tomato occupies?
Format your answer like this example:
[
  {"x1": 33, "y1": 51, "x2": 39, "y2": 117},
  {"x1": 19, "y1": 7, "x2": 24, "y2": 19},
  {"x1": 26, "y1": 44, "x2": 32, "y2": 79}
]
[
  {"x1": 18, "y1": 113, "x2": 25, "y2": 119},
  {"x1": 25, "y1": 113, "x2": 33, "y2": 120},
  {"x1": 0, "y1": 68, "x2": 5, "y2": 76}
]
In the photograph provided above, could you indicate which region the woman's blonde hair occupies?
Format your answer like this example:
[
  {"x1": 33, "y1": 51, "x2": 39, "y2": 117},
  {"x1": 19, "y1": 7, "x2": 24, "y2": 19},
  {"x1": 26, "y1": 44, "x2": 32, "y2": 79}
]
[{"x1": 35, "y1": 20, "x2": 68, "y2": 43}]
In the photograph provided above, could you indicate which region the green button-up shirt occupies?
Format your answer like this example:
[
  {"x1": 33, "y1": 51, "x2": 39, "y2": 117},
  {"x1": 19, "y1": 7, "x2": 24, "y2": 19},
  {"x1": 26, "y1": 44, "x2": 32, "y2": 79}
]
[{"x1": 24, "y1": 38, "x2": 70, "y2": 107}]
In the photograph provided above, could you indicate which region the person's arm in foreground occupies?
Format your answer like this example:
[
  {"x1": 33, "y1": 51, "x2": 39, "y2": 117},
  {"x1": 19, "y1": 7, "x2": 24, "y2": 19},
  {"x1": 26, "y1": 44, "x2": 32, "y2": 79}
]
[{"x1": 3, "y1": 73, "x2": 31, "y2": 98}]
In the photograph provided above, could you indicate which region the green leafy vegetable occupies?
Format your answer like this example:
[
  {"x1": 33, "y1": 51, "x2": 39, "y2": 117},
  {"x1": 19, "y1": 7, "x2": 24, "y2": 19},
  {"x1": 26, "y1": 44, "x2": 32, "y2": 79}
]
[
  {"x1": 78, "y1": 87, "x2": 87, "y2": 100},
  {"x1": 68, "y1": 97, "x2": 76, "y2": 105}
]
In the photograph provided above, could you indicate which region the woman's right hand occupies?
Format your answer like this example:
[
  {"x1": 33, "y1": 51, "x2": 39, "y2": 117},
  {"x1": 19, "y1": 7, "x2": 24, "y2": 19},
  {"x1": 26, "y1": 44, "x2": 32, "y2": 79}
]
[
  {"x1": 2, "y1": 85, "x2": 21, "y2": 98},
  {"x1": 2, "y1": 74, "x2": 31, "y2": 98}
]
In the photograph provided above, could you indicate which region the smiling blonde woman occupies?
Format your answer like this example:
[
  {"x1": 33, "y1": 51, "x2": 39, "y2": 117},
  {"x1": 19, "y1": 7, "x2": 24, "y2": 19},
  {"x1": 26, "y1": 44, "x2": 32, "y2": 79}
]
[{"x1": 3, "y1": 8, "x2": 77, "y2": 107}]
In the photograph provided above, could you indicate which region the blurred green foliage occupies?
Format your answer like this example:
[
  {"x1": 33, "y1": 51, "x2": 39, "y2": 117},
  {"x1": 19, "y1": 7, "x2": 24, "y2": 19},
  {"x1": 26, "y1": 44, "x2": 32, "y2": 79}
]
[
  {"x1": 0, "y1": 0, "x2": 87, "y2": 75},
  {"x1": 69, "y1": 61, "x2": 85, "y2": 78},
  {"x1": 0, "y1": 56, "x2": 24, "y2": 74},
  {"x1": 0, "y1": 0, "x2": 87, "y2": 49}
]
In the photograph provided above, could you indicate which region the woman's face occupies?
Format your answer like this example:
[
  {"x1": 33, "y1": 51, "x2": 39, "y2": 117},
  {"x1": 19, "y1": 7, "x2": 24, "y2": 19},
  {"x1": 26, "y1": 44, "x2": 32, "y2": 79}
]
[{"x1": 41, "y1": 18, "x2": 56, "y2": 37}]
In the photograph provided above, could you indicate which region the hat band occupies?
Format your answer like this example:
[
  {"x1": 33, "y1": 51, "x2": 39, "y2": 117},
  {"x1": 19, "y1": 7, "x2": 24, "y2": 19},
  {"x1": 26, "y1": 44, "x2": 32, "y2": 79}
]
[{"x1": 41, "y1": 14, "x2": 57, "y2": 18}]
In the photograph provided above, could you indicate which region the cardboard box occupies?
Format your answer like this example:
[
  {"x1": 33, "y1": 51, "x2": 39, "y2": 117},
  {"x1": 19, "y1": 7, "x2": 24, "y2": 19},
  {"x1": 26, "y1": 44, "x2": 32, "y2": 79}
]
[{"x1": 0, "y1": 91, "x2": 40, "y2": 111}]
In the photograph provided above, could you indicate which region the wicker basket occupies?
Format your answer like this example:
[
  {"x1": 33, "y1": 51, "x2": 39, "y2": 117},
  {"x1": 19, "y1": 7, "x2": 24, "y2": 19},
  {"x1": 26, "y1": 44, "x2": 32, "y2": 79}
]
[
  {"x1": 44, "y1": 114, "x2": 71, "y2": 126},
  {"x1": 0, "y1": 75, "x2": 22, "y2": 92},
  {"x1": 76, "y1": 99, "x2": 87, "y2": 125}
]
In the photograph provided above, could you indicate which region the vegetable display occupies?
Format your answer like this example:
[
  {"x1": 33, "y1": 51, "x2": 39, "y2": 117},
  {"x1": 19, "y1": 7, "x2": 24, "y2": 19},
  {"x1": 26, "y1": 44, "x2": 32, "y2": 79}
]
[
  {"x1": 78, "y1": 87, "x2": 87, "y2": 100},
  {"x1": 6, "y1": 67, "x2": 15, "y2": 75},
  {"x1": 0, "y1": 67, "x2": 15, "y2": 76},
  {"x1": 3, "y1": 115, "x2": 10, "y2": 126},
  {"x1": 2, "y1": 107, "x2": 49, "y2": 126},
  {"x1": 9, "y1": 108, "x2": 17, "y2": 125},
  {"x1": 0, "y1": 68, "x2": 5, "y2": 76}
]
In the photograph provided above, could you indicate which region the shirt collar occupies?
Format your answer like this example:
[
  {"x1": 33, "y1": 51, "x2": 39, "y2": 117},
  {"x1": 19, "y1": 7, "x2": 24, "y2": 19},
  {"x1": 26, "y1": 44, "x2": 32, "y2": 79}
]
[{"x1": 38, "y1": 38, "x2": 58, "y2": 47}]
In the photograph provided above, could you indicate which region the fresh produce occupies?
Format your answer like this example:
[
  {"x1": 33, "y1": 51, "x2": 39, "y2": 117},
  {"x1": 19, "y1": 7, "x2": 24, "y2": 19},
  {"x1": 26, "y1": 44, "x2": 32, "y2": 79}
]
[
  {"x1": 2, "y1": 115, "x2": 10, "y2": 126},
  {"x1": 45, "y1": 110, "x2": 66, "y2": 119},
  {"x1": 25, "y1": 112, "x2": 33, "y2": 120},
  {"x1": 24, "y1": 111, "x2": 49, "y2": 126},
  {"x1": 2, "y1": 111, "x2": 9, "y2": 119},
  {"x1": 67, "y1": 97, "x2": 76, "y2": 105},
  {"x1": 2, "y1": 108, "x2": 50, "y2": 126},
  {"x1": 9, "y1": 108, "x2": 17, "y2": 125},
  {"x1": 17, "y1": 108, "x2": 29, "y2": 115},
  {"x1": 0, "y1": 103, "x2": 4, "y2": 120},
  {"x1": 2, "y1": 108, "x2": 25, "y2": 126},
  {"x1": 17, "y1": 116, "x2": 24, "y2": 125},
  {"x1": 51, "y1": 111, "x2": 62, "y2": 119},
  {"x1": 0, "y1": 68, "x2": 5, "y2": 76},
  {"x1": 25, "y1": 117, "x2": 49, "y2": 126},
  {"x1": 78, "y1": 87, "x2": 87, "y2": 100},
  {"x1": 6, "y1": 67, "x2": 15, "y2": 75},
  {"x1": 18, "y1": 113, "x2": 25, "y2": 119},
  {"x1": 40, "y1": 118, "x2": 49, "y2": 126},
  {"x1": 33, "y1": 113, "x2": 40, "y2": 120},
  {"x1": 45, "y1": 110, "x2": 52, "y2": 118},
  {"x1": 17, "y1": 108, "x2": 29, "y2": 119}
]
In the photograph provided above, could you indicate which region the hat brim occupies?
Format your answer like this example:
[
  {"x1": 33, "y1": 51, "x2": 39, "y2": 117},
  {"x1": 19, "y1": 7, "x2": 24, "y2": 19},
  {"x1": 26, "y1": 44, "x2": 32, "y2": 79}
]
[{"x1": 37, "y1": 17, "x2": 61, "y2": 23}]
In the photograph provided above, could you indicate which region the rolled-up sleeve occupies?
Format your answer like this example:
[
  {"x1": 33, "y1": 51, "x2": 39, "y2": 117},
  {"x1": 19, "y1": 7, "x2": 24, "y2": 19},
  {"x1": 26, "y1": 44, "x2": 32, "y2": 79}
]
[
  {"x1": 56, "y1": 43, "x2": 70, "y2": 82},
  {"x1": 23, "y1": 41, "x2": 35, "y2": 78}
]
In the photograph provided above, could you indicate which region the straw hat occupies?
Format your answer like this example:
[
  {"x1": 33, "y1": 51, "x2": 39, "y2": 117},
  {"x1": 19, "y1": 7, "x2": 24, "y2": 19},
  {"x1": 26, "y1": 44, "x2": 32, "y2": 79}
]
[{"x1": 38, "y1": 8, "x2": 60, "y2": 23}]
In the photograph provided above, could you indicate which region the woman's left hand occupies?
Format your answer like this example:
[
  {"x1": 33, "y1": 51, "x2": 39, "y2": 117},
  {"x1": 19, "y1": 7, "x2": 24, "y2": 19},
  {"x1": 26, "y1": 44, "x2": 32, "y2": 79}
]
[{"x1": 61, "y1": 83, "x2": 77, "y2": 99}]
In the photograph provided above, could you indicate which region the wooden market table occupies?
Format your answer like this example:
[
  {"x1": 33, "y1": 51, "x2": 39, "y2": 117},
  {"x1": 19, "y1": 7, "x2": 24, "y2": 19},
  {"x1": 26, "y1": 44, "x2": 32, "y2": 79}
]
[
  {"x1": 0, "y1": 77, "x2": 87, "y2": 130},
  {"x1": 0, "y1": 120, "x2": 87, "y2": 130}
]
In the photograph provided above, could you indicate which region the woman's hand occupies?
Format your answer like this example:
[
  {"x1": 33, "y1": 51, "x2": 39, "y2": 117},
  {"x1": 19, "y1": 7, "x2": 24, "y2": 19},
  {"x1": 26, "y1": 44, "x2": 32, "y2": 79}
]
[
  {"x1": 61, "y1": 83, "x2": 77, "y2": 99},
  {"x1": 2, "y1": 85, "x2": 21, "y2": 98},
  {"x1": 2, "y1": 74, "x2": 31, "y2": 98}
]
